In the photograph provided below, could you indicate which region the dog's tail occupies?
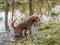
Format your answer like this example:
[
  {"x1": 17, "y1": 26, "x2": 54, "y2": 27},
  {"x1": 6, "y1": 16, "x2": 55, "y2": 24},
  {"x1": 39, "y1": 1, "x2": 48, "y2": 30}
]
[{"x1": 11, "y1": 19, "x2": 16, "y2": 29}]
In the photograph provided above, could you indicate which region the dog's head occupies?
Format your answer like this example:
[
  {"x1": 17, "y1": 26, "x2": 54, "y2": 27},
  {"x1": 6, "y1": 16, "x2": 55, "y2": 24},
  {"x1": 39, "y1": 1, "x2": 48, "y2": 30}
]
[{"x1": 30, "y1": 14, "x2": 40, "y2": 22}]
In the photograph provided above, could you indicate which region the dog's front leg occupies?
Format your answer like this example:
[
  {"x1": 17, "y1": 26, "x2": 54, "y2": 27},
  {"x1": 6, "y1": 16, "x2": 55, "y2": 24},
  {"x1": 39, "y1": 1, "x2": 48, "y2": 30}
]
[
  {"x1": 29, "y1": 28, "x2": 31, "y2": 35},
  {"x1": 24, "y1": 30, "x2": 27, "y2": 36},
  {"x1": 24, "y1": 29, "x2": 31, "y2": 37},
  {"x1": 26, "y1": 27, "x2": 32, "y2": 36},
  {"x1": 24, "y1": 27, "x2": 32, "y2": 36}
]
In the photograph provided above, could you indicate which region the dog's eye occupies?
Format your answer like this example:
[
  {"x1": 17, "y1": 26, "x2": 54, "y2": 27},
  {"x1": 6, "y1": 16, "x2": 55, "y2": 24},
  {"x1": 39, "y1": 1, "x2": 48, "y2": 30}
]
[{"x1": 36, "y1": 17, "x2": 38, "y2": 19}]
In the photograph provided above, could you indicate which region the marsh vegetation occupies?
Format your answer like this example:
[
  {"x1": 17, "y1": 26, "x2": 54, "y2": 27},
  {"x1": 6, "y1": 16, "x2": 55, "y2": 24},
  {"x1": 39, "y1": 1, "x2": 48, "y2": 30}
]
[{"x1": 0, "y1": 0, "x2": 60, "y2": 45}]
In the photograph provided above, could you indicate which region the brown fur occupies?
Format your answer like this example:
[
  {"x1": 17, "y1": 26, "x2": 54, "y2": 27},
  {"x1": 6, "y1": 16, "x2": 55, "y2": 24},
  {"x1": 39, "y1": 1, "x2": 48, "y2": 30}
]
[{"x1": 11, "y1": 14, "x2": 40, "y2": 38}]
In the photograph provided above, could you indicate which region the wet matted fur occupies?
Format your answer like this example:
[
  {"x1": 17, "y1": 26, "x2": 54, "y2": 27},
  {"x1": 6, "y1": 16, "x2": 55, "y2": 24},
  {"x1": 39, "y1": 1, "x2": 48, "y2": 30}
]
[{"x1": 11, "y1": 14, "x2": 40, "y2": 38}]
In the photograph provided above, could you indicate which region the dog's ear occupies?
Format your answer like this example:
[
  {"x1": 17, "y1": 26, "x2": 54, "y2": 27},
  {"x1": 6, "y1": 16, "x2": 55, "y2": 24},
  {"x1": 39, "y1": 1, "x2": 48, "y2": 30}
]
[
  {"x1": 29, "y1": 17, "x2": 35, "y2": 23},
  {"x1": 27, "y1": 18, "x2": 35, "y2": 24}
]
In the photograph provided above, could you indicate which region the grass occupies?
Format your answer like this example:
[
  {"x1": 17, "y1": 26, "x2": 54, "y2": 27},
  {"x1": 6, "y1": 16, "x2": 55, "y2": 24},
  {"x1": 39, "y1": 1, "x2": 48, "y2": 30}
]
[{"x1": 4, "y1": 22, "x2": 60, "y2": 45}]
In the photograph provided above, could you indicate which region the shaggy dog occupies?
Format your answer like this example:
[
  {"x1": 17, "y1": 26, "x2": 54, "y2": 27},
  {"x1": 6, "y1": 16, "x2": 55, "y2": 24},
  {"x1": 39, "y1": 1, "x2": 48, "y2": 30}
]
[{"x1": 11, "y1": 14, "x2": 40, "y2": 38}]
